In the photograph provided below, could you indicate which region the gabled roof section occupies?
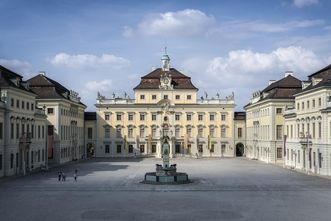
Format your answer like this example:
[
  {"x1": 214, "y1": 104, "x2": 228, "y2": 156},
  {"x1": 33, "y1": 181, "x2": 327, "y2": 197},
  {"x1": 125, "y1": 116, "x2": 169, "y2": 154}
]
[
  {"x1": 295, "y1": 64, "x2": 331, "y2": 94},
  {"x1": 308, "y1": 64, "x2": 331, "y2": 79},
  {"x1": 0, "y1": 65, "x2": 34, "y2": 93},
  {"x1": 262, "y1": 75, "x2": 302, "y2": 93},
  {"x1": 27, "y1": 74, "x2": 86, "y2": 106},
  {"x1": 134, "y1": 68, "x2": 198, "y2": 90},
  {"x1": 27, "y1": 74, "x2": 69, "y2": 93}
]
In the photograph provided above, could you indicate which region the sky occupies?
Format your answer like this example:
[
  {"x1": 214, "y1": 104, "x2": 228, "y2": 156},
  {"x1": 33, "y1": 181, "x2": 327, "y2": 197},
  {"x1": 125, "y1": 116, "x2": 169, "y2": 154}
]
[{"x1": 1, "y1": 0, "x2": 331, "y2": 111}]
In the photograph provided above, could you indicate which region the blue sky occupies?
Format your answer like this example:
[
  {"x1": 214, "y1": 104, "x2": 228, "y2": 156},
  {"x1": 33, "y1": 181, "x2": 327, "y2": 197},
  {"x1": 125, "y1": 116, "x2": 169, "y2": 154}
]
[{"x1": 1, "y1": 0, "x2": 331, "y2": 110}]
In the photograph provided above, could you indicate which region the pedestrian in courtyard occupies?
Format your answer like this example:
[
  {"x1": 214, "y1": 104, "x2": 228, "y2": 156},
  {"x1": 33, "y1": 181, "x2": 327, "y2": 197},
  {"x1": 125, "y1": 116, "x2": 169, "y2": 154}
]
[
  {"x1": 62, "y1": 172, "x2": 66, "y2": 181},
  {"x1": 58, "y1": 171, "x2": 62, "y2": 181},
  {"x1": 74, "y1": 169, "x2": 78, "y2": 181}
]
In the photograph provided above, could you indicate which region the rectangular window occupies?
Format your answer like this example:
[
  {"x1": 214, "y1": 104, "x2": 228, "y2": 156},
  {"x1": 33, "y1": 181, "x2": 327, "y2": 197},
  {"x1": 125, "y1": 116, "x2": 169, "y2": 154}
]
[
  {"x1": 221, "y1": 127, "x2": 226, "y2": 138},
  {"x1": 116, "y1": 113, "x2": 122, "y2": 121},
  {"x1": 175, "y1": 127, "x2": 180, "y2": 137},
  {"x1": 116, "y1": 127, "x2": 121, "y2": 138},
  {"x1": 105, "y1": 127, "x2": 110, "y2": 138},
  {"x1": 198, "y1": 144, "x2": 203, "y2": 153},
  {"x1": 128, "y1": 127, "x2": 133, "y2": 138},
  {"x1": 186, "y1": 113, "x2": 192, "y2": 121},
  {"x1": 88, "y1": 128, "x2": 93, "y2": 139},
  {"x1": 47, "y1": 108, "x2": 54, "y2": 114},
  {"x1": 318, "y1": 122, "x2": 322, "y2": 138},
  {"x1": 151, "y1": 113, "x2": 157, "y2": 121},
  {"x1": 238, "y1": 128, "x2": 242, "y2": 138},
  {"x1": 128, "y1": 145, "x2": 133, "y2": 153},
  {"x1": 105, "y1": 113, "x2": 110, "y2": 120},
  {"x1": 117, "y1": 145, "x2": 121, "y2": 153},
  {"x1": 198, "y1": 114, "x2": 203, "y2": 121},
  {"x1": 276, "y1": 108, "x2": 282, "y2": 114},
  {"x1": 0, "y1": 122, "x2": 2, "y2": 139},
  {"x1": 128, "y1": 113, "x2": 133, "y2": 121},
  {"x1": 187, "y1": 95, "x2": 191, "y2": 100},
  {"x1": 27, "y1": 102, "x2": 30, "y2": 110},
  {"x1": 11, "y1": 98, "x2": 14, "y2": 107},
  {"x1": 187, "y1": 127, "x2": 192, "y2": 137},
  {"x1": 140, "y1": 113, "x2": 145, "y2": 121},
  {"x1": 175, "y1": 144, "x2": 180, "y2": 153},
  {"x1": 210, "y1": 144, "x2": 214, "y2": 153},
  {"x1": 209, "y1": 114, "x2": 215, "y2": 121},
  {"x1": 221, "y1": 114, "x2": 226, "y2": 121},
  {"x1": 10, "y1": 153, "x2": 14, "y2": 169},
  {"x1": 152, "y1": 144, "x2": 156, "y2": 153},
  {"x1": 302, "y1": 102, "x2": 304, "y2": 110},
  {"x1": 318, "y1": 97, "x2": 322, "y2": 106},
  {"x1": 38, "y1": 125, "x2": 41, "y2": 138},
  {"x1": 276, "y1": 125, "x2": 283, "y2": 140},
  {"x1": 0, "y1": 154, "x2": 2, "y2": 170},
  {"x1": 140, "y1": 144, "x2": 145, "y2": 153},
  {"x1": 209, "y1": 127, "x2": 215, "y2": 137},
  {"x1": 198, "y1": 127, "x2": 203, "y2": 138},
  {"x1": 140, "y1": 127, "x2": 145, "y2": 138},
  {"x1": 298, "y1": 150, "x2": 300, "y2": 163},
  {"x1": 10, "y1": 123, "x2": 14, "y2": 139},
  {"x1": 140, "y1": 94, "x2": 145, "y2": 100},
  {"x1": 152, "y1": 127, "x2": 157, "y2": 138},
  {"x1": 31, "y1": 103, "x2": 34, "y2": 110},
  {"x1": 290, "y1": 125, "x2": 293, "y2": 138},
  {"x1": 105, "y1": 145, "x2": 110, "y2": 153},
  {"x1": 16, "y1": 99, "x2": 19, "y2": 108},
  {"x1": 312, "y1": 122, "x2": 316, "y2": 138},
  {"x1": 163, "y1": 95, "x2": 168, "y2": 99},
  {"x1": 31, "y1": 125, "x2": 34, "y2": 138},
  {"x1": 152, "y1": 95, "x2": 157, "y2": 100},
  {"x1": 175, "y1": 95, "x2": 180, "y2": 100},
  {"x1": 277, "y1": 148, "x2": 282, "y2": 159},
  {"x1": 307, "y1": 101, "x2": 310, "y2": 109},
  {"x1": 42, "y1": 126, "x2": 44, "y2": 139},
  {"x1": 312, "y1": 99, "x2": 315, "y2": 108},
  {"x1": 175, "y1": 114, "x2": 180, "y2": 121}
]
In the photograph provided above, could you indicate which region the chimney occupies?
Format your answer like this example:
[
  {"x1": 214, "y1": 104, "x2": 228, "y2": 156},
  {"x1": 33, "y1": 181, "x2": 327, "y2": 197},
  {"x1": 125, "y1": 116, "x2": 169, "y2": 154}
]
[
  {"x1": 269, "y1": 80, "x2": 276, "y2": 85},
  {"x1": 39, "y1": 71, "x2": 46, "y2": 76},
  {"x1": 285, "y1": 71, "x2": 293, "y2": 77}
]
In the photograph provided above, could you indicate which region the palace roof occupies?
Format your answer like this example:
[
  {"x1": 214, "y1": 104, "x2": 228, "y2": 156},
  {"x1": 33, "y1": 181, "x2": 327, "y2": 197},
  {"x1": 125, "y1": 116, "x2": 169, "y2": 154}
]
[
  {"x1": 0, "y1": 65, "x2": 34, "y2": 93},
  {"x1": 134, "y1": 68, "x2": 198, "y2": 90},
  {"x1": 27, "y1": 74, "x2": 86, "y2": 106}
]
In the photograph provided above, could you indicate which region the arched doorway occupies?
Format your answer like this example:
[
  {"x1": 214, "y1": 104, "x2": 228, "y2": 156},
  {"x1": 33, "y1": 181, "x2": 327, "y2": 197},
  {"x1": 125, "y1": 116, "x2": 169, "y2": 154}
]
[{"x1": 236, "y1": 143, "x2": 244, "y2": 157}]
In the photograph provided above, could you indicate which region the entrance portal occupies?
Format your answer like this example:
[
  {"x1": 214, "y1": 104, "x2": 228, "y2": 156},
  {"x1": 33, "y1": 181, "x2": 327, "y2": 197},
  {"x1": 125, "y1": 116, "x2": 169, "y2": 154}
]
[{"x1": 236, "y1": 143, "x2": 244, "y2": 157}]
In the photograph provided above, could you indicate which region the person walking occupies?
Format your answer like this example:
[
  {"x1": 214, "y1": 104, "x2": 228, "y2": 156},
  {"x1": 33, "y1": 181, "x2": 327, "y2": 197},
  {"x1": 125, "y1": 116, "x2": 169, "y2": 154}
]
[
  {"x1": 74, "y1": 169, "x2": 78, "y2": 181},
  {"x1": 58, "y1": 171, "x2": 62, "y2": 181},
  {"x1": 62, "y1": 172, "x2": 66, "y2": 181}
]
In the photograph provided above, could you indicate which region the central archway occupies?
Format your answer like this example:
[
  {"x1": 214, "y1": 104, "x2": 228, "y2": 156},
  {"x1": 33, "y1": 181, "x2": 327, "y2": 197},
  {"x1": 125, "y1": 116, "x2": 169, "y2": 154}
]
[{"x1": 236, "y1": 143, "x2": 244, "y2": 157}]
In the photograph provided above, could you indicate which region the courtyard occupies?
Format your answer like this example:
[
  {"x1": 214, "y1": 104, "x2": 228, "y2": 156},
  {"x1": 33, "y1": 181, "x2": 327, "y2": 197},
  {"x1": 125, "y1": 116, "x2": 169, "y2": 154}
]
[{"x1": 1, "y1": 157, "x2": 331, "y2": 221}]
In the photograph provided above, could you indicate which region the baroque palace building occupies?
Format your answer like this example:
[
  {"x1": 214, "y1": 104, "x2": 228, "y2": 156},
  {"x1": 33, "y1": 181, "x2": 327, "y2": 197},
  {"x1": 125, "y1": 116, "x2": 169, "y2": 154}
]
[
  {"x1": 95, "y1": 54, "x2": 236, "y2": 158},
  {"x1": 245, "y1": 72, "x2": 302, "y2": 164},
  {"x1": 284, "y1": 64, "x2": 331, "y2": 176},
  {"x1": 0, "y1": 65, "x2": 47, "y2": 177},
  {"x1": 27, "y1": 73, "x2": 86, "y2": 165}
]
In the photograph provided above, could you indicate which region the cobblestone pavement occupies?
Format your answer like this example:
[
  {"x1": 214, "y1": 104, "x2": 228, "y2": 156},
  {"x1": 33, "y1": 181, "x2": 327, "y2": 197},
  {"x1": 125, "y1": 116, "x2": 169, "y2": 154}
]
[{"x1": 1, "y1": 157, "x2": 331, "y2": 221}]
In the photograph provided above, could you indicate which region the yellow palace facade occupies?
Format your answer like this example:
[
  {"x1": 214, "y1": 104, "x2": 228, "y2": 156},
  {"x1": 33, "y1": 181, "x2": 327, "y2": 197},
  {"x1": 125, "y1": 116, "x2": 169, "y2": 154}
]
[{"x1": 95, "y1": 54, "x2": 235, "y2": 158}]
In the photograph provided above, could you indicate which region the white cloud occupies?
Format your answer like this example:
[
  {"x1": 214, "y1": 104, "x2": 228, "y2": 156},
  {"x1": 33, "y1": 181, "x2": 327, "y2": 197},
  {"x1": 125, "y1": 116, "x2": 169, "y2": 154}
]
[
  {"x1": 49, "y1": 53, "x2": 130, "y2": 69},
  {"x1": 124, "y1": 8, "x2": 324, "y2": 38},
  {"x1": 85, "y1": 80, "x2": 113, "y2": 92},
  {"x1": 125, "y1": 9, "x2": 215, "y2": 37},
  {"x1": 0, "y1": 58, "x2": 32, "y2": 77},
  {"x1": 293, "y1": 0, "x2": 319, "y2": 7},
  {"x1": 206, "y1": 46, "x2": 322, "y2": 85},
  {"x1": 180, "y1": 46, "x2": 327, "y2": 109}
]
